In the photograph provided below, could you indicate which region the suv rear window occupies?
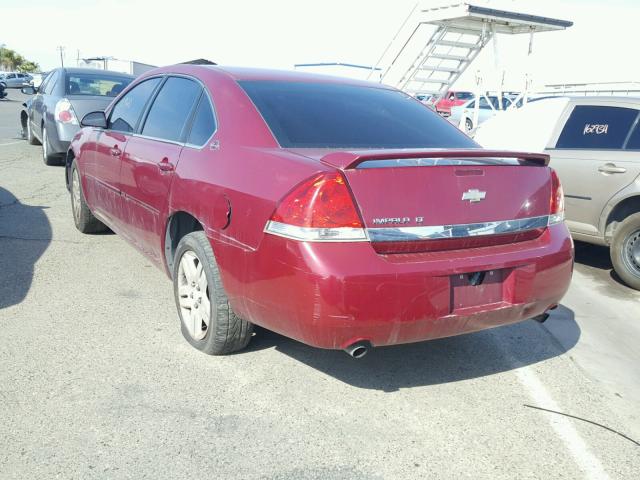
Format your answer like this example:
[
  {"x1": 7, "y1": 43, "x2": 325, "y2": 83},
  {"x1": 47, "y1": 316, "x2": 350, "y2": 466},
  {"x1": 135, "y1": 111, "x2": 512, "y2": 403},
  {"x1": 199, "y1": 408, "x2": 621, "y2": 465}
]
[
  {"x1": 66, "y1": 73, "x2": 133, "y2": 97},
  {"x1": 555, "y1": 105, "x2": 639, "y2": 149},
  {"x1": 239, "y1": 81, "x2": 476, "y2": 149}
]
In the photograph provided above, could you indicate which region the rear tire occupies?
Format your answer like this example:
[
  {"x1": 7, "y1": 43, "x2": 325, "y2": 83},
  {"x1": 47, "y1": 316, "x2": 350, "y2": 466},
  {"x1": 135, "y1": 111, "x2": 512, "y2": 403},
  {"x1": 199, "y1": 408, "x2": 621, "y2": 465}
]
[
  {"x1": 173, "y1": 231, "x2": 253, "y2": 355},
  {"x1": 610, "y1": 212, "x2": 640, "y2": 290},
  {"x1": 42, "y1": 124, "x2": 62, "y2": 166},
  {"x1": 26, "y1": 117, "x2": 39, "y2": 145},
  {"x1": 70, "y1": 161, "x2": 108, "y2": 234}
]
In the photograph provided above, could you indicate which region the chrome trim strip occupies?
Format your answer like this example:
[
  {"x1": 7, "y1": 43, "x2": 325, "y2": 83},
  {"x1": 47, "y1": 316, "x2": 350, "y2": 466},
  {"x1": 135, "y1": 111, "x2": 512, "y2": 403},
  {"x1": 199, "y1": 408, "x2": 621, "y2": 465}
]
[
  {"x1": 367, "y1": 215, "x2": 550, "y2": 242},
  {"x1": 264, "y1": 221, "x2": 369, "y2": 242}
]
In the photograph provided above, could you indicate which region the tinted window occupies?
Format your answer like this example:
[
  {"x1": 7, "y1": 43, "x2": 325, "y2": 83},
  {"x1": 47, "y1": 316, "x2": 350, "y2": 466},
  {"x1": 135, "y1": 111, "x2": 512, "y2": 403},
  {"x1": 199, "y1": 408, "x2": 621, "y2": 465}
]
[
  {"x1": 625, "y1": 122, "x2": 640, "y2": 149},
  {"x1": 457, "y1": 92, "x2": 473, "y2": 100},
  {"x1": 239, "y1": 81, "x2": 476, "y2": 149},
  {"x1": 469, "y1": 97, "x2": 494, "y2": 110},
  {"x1": 187, "y1": 94, "x2": 216, "y2": 146},
  {"x1": 66, "y1": 73, "x2": 133, "y2": 97},
  {"x1": 109, "y1": 77, "x2": 161, "y2": 133},
  {"x1": 556, "y1": 105, "x2": 638, "y2": 149},
  {"x1": 142, "y1": 77, "x2": 202, "y2": 142}
]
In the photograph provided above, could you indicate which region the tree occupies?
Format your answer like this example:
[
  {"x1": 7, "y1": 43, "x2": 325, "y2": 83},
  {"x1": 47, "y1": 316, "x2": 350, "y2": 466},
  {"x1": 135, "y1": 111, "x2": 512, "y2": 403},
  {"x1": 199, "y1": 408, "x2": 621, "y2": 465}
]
[{"x1": 0, "y1": 47, "x2": 40, "y2": 72}]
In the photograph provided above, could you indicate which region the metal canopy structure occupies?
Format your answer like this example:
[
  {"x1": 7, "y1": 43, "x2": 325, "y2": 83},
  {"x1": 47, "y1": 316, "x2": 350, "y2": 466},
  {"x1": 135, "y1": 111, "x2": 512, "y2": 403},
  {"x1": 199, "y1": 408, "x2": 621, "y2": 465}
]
[{"x1": 371, "y1": 2, "x2": 572, "y2": 99}]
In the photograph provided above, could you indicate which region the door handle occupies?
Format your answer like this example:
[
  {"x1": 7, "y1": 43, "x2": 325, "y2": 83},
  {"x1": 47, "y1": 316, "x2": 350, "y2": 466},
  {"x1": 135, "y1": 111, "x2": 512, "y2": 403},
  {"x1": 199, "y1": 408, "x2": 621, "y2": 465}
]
[
  {"x1": 158, "y1": 157, "x2": 175, "y2": 172},
  {"x1": 110, "y1": 146, "x2": 122, "y2": 157},
  {"x1": 598, "y1": 163, "x2": 626, "y2": 174}
]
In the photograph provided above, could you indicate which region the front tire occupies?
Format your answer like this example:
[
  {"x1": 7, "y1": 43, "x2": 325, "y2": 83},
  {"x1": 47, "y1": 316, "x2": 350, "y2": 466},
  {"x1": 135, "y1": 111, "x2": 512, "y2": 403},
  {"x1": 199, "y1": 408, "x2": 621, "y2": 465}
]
[
  {"x1": 173, "y1": 231, "x2": 253, "y2": 355},
  {"x1": 465, "y1": 118, "x2": 473, "y2": 133},
  {"x1": 70, "y1": 161, "x2": 108, "y2": 234},
  {"x1": 610, "y1": 212, "x2": 640, "y2": 290}
]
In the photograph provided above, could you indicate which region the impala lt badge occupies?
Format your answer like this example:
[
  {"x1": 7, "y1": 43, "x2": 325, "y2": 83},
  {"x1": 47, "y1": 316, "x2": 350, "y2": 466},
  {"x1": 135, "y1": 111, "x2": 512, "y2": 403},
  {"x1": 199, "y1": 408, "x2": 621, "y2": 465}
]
[{"x1": 462, "y1": 189, "x2": 487, "y2": 203}]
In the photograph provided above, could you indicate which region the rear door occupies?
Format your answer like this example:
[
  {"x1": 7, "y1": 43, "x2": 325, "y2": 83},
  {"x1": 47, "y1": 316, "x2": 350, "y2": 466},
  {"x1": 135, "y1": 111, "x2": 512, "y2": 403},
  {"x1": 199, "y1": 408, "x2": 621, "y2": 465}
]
[
  {"x1": 548, "y1": 103, "x2": 640, "y2": 236},
  {"x1": 118, "y1": 76, "x2": 202, "y2": 262}
]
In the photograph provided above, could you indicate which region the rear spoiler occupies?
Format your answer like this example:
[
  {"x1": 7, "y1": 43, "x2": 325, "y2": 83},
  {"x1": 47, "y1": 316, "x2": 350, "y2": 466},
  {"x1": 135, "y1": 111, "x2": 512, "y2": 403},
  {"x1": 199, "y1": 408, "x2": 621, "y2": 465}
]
[{"x1": 320, "y1": 149, "x2": 550, "y2": 170}]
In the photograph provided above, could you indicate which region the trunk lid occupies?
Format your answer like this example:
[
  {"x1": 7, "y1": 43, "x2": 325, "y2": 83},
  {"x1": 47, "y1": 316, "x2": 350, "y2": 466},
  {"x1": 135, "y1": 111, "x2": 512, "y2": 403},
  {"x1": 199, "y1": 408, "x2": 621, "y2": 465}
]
[
  {"x1": 289, "y1": 149, "x2": 552, "y2": 253},
  {"x1": 67, "y1": 96, "x2": 114, "y2": 121}
]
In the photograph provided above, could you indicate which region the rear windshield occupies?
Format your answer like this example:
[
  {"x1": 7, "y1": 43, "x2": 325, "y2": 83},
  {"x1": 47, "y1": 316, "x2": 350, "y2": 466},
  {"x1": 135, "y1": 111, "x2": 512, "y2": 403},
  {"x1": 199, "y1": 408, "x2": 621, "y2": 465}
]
[
  {"x1": 239, "y1": 81, "x2": 477, "y2": 149},
  {"x1": 66, "y1": 73, "x2": 133, "y2": 97},
  {"x1": 456, "y1": 92, "x2": 474, "y2": 100}
]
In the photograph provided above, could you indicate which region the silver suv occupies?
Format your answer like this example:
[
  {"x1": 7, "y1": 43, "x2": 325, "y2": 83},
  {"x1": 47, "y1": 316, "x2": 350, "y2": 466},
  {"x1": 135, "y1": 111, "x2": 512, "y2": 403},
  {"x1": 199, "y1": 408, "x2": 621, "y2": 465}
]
[{"x1": 475, "y1": 96, "x2": 640, "y2": 290}]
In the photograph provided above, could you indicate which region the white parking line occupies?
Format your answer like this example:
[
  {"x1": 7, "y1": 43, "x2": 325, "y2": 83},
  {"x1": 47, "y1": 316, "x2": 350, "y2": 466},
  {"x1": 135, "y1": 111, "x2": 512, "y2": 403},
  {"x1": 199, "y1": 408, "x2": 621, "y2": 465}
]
[
  {"x1": 0, "y1": 141, "x2": 24, "y2": 146},
  {"x1": 513, "y1": 362, "x2": 611, "y2": 480}
]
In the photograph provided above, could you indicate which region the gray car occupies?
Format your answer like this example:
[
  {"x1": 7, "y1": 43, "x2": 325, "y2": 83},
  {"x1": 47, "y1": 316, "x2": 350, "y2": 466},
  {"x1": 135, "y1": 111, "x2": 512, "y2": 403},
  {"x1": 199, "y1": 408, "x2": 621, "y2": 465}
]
[
  {"x1": 0, "y1": 72, "x2": 33, "y2": 88},
  {"x1": 20, "y1": 67, "x2": 134, "y2": 165},
  {"x1": 475, "y1": 96, "x2": 640, "y2": 289}
]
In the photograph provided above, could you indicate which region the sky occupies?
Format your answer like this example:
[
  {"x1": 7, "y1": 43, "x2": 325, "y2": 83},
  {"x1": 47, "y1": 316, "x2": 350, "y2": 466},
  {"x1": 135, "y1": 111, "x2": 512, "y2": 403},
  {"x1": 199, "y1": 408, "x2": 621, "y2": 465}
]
[{"x1": 1, "y1": 0, "x2": 639, "y2": 91}]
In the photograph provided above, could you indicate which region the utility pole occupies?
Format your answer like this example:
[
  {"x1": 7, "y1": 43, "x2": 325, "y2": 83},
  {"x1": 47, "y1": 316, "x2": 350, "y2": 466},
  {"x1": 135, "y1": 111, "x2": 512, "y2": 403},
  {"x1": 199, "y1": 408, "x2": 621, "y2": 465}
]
[
  {"x1": 0, "y1": 43, "x2": 5, "y2": 71},
  {"x1": 57, "y1": 46, "x2": 65, "y2": 67}
]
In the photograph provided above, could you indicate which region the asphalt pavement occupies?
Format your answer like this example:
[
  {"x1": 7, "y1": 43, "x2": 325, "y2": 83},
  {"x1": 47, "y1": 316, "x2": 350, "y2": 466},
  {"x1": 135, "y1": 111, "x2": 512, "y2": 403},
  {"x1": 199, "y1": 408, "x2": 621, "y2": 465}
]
[{"x1": 1, "y1": 91, "x2": 639, "y2": 479}]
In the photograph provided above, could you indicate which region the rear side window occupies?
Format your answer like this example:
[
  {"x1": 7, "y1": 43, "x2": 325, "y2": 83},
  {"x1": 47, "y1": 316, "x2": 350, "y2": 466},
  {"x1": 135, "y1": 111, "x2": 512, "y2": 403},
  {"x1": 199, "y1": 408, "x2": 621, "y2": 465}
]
[
  {"x1": 555, "y1": 105, "x2": 638, "y2": 149},
  {"x1": 186, "y1": 94, "x2": 216, "y2": 146},
  {"x1": 43, "y1": 71, "x2": 59, "y2": 95},
  {"x1": 109, "y1": 77, "x2": 161, "y2": 133},
  {"x1": 625, "y1": 123, "x2": 640, "y2": 150},
  {"x1": 142, "y1": 77, "x2": 202, "y2": 142},
  {"x1": 239, "y1": 81, "x2": 476, "y2": 149}
]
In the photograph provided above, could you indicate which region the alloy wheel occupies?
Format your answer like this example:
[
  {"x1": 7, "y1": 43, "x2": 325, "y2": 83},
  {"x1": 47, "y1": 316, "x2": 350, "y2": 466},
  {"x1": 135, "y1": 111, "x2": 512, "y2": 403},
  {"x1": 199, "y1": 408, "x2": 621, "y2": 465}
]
[
  {"x1": 622, "y1": 228, "x2": 640, "y2": 278},
  {"x1": 71, "y1": 169, "x2": 81, "y2": 223},
  {"x1": 177, "y1": 251, "x2": 211, "y2": 340},
  {"x1": 42, "y1": 127, "x2": 48, "y2": 160}
]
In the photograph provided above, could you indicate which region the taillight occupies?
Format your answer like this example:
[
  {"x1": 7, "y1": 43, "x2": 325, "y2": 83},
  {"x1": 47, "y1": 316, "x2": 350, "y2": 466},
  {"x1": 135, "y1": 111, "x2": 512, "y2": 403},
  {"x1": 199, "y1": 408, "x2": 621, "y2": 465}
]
[
  {"x1": 265, "y1": 172, "x2": 367, "y2": 242},
  {"x1": 54, "y1": 98, "x2": 78, "y2": 125},
  {"x1": 549, "y1": 168, "x2": 564, "y2": 225}
]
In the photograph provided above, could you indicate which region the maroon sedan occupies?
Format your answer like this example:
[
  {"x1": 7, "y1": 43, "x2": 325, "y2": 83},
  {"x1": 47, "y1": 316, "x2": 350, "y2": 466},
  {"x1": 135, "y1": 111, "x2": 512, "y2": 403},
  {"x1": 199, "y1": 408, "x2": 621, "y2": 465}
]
[{"x1": 65, "y1": 64, "x2": 573, "y2": 358}]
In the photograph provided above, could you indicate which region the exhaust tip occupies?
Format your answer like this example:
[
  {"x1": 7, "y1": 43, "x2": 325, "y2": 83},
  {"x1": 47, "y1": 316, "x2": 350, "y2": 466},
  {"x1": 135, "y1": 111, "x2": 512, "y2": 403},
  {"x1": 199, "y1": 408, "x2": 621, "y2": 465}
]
[
  {"x1": 533, "y1": 312, "x2": 550, "y2": 323},
  {"x1": 344, "y1": 340, "x2": 371, "y2": 359}
]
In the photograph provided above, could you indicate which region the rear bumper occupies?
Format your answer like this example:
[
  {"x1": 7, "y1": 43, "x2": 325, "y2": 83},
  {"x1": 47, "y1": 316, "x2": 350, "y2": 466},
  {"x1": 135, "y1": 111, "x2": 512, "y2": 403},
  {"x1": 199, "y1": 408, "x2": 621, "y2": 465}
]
[
  {"x1": 217, "y1": 223, "x2": 574, "y2": 350},
  {"x1": 51, "y1": 121, "x2": 78, "y2": 154}
]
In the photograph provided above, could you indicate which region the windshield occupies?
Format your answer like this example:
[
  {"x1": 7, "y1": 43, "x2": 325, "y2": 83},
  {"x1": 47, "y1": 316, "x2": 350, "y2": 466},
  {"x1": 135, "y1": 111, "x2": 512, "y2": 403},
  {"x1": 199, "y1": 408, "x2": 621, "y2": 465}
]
[
  {"x1": 65, "y1": 73, "x2": 133, "y2": 97},
  {"x1": 239, "y1": 80, "x2": 477, "y2": 149},
  {"x1": 457, "y1": 92, "x2": 474, "y2": 100}
]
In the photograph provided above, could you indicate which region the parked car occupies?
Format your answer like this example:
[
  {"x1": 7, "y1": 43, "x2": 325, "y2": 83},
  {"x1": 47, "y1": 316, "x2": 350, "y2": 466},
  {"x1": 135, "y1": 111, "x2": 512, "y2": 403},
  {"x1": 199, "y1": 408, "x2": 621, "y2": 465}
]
[
  {"x1": 450, "y1": 95, "x2": 520, "y2": 133},
  {"x1": 475, "y1": 96, "x2": 640, "y2": 289},
  {"x1": 431, "y1": 90, "x2": 474, "y2": 116},
  {"x1": 65, "y1": 64, "x2": 573, "y2": 357},
  {"x1": 20, "y1": 67, "x2": 134, "y2": 165},
  {"x1": 0, "y1": 71, "x2": 33, "y2": 88}
]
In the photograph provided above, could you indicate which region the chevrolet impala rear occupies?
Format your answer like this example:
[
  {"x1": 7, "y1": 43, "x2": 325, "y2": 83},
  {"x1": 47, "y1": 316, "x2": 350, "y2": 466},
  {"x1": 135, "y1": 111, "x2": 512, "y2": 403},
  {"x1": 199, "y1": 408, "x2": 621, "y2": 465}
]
[{"x1": 67, "y1": 66, "x2": 573, "y2": 358}]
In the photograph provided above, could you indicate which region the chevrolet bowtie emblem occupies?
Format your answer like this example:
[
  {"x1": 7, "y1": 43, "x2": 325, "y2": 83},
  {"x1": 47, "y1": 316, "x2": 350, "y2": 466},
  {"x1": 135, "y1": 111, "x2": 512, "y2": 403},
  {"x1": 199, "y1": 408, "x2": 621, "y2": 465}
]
[{"x1": 462, "y1": 189, "x2": 487, "y2": 203}]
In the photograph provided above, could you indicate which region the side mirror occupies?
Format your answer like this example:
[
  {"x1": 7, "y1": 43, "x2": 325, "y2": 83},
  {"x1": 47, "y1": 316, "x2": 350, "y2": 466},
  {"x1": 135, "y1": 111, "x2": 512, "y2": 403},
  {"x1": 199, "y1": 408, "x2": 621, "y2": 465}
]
[
  {"x1": 81, "y1": 111, "x2": 107, "y2": 128},
  {"x1": 21, "y1": 86, "x2": 37, "y2": 95}
]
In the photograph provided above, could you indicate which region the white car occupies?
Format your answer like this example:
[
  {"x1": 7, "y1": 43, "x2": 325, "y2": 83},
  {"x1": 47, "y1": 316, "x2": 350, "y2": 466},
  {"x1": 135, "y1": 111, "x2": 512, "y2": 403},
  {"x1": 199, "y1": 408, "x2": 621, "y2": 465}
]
[{"x1": 449, "y1": 95, "x2": 519, "y2": 133}]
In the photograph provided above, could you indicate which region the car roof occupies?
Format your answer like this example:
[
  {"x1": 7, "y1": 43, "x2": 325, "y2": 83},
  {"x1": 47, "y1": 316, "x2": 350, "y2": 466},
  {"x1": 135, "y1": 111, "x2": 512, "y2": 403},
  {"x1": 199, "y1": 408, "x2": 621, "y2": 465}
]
[
  {"x1": 535, "y1": 95, "x2": 640, "y2": 105},
  {"x1": 141, "y1": 64, "x2": 395, "y2": 90},
  {"x1": 60, "y1": 67, "x2": 135, "y2": 78}
]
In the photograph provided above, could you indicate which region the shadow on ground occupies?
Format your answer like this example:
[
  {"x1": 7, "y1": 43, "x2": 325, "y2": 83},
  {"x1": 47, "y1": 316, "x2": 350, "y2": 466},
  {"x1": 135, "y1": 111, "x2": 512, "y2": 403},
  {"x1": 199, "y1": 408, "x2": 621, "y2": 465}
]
[
  {"x1": 247, "y1": 305, "x2": 579, "y2": 391},
  {"x1": 573, "y1": 240, "x2": 632, "y2": 289},
  {"x1": 0, "y1": 186, "x2": 51, "y2": 309}
]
